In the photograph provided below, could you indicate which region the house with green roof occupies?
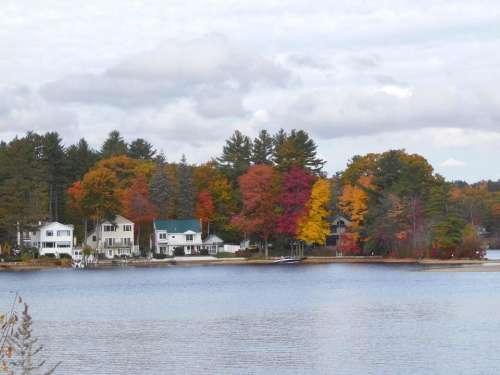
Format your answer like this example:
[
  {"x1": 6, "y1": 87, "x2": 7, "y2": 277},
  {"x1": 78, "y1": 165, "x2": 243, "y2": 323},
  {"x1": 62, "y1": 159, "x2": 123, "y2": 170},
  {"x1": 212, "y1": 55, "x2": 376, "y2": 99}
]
[{"x1": 153, "y1": 219, "x2": 203, "y2": 256}]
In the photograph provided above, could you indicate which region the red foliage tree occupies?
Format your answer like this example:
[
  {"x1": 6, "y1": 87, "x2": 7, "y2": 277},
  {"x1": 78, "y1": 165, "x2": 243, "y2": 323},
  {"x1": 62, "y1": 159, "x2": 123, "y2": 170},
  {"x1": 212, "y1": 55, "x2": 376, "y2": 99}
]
[
  {"x1": 231, "y1": 164, "x2": 281, "y2": 257},
  {"x1": 123, "y1": 175, "x2": 158, "y2": 247},
  {"x1": 196, "y1": 190, "x2": 215, "y2": 237},
  {"x1": 338, "y1": 232, "x2": 362, "y2": 256},
  {"x1": 276, "y1": 165, "x2": 316, "y2": 238}
]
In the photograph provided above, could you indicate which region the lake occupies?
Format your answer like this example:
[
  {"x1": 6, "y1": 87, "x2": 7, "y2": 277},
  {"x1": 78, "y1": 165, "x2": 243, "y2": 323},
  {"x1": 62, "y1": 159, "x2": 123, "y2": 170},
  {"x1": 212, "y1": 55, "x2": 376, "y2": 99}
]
[{"x1": 1, "y1": 259, "x2": 500, "y2": 375}]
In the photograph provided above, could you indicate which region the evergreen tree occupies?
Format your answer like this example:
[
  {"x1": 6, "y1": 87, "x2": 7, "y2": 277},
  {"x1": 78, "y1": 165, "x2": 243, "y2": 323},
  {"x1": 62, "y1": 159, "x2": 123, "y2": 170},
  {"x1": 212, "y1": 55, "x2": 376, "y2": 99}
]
[
  {"x1": 217, "y1": 130, "x2": 252, "y2": 182},
  {"x1": 66, "y1": 138, "x2": 99, "y2": 182},
  {"x1": 41, "y1": 132, "x2": 67, "y2": 221},
  {"x1": 128, "y1": 138, "x2": 156, "y2": 160},
  {"x1": 0, "y1": 133, "x2": 48, "y2": 247},
  {"x1": 272, "y1": 128, "x2": 288, "y2": 150},
  {"x1": 149, "y1": 154, "x2": 170, "y2": 219},
  {"x1": 101, "y1": 130, "x2": 128, "y2": 158},
  {"x1": 177, "y1": 155, "x2": 195, "y2": 219},
  {"x1": 251, "y1": 129, "x2": 274, "y2": 165},
  {"x1": 273, "y1": 129, "x2": 325, "y2": 174}
]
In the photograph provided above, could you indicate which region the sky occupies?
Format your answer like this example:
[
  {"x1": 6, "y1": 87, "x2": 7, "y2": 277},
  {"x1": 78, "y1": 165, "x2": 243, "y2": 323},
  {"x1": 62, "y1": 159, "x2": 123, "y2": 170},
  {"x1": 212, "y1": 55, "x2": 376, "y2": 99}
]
[{"x1": 1, "y1": 0, "x2": 500, "y2": 182}]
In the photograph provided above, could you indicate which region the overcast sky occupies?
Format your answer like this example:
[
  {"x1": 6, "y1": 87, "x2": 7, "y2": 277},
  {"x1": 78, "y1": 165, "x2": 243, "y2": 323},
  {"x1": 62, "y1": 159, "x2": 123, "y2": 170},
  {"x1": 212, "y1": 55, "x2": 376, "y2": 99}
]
[{"x1": 1, "y1": 0, "x2": 500, "y2": 181}]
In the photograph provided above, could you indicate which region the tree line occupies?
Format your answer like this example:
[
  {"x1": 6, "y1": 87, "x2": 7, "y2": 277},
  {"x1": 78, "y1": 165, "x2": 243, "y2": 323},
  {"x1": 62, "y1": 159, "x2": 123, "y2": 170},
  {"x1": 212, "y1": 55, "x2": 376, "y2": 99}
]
[{"x1": 0, "y1": 129, "x2": 499, "y2": 258}]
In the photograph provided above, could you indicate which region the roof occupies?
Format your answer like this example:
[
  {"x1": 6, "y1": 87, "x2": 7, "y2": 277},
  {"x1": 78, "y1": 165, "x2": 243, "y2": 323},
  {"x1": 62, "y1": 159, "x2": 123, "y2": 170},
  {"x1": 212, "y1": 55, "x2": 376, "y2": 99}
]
[
  {"x1": 203, "y1": 234, "x2": 224, "y2": 244},
  {"x1": 154, "y1": 219, "x2": 201, "y2": 233},
  {"x1": 39, "y1": 221, "x2": 74, "y2": 230},
  {"x1": 108, "y1": 215, "x2": 133, "y2": 224},
  {"x1": 332, "y1": 214, "x2": 351, "y2": 224}
]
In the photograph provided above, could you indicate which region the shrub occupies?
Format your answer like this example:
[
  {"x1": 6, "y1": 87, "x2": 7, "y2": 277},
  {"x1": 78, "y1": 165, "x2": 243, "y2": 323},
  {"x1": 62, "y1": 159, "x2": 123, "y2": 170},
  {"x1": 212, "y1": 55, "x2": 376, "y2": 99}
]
[
  {"x1": 199, "y1": 249, "x2": 209, "y2": 256},
  {"x1": 215, "y1": 252, "x2": 236, "y2": 258},
  {"x1": 338, "y1": 233, "x2": 362, "y2": 256},
  {"x1": 42, "y1": 253, "x2": 56, "y2": 258},
  {"x1": 83, "y1": 246, "x2": 93, "y2": 257},
  {"x1": 456, "y1": 225, "x2": 485, "y2": 259},
  {"x1": 153, "y1": 253, "x2": 168, "y2": 259},
  {"x1": 234, "y1": 250, "x2": 252, "y2": 258},
  {"x1": 59, "y1": 253, "x2": 71, "y2": 259}
]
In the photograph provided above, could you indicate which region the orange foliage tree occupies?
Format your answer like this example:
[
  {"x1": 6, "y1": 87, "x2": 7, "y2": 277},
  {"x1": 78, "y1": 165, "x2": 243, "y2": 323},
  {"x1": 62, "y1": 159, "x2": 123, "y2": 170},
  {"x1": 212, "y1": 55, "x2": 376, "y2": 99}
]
[
  {"x1": 80, "y1": 167, "x2": 122, "y2": 248},
  {"x1": 193, "y1": 162, "x2": 238, "y2": 240},
  {"x1": 338, "y1": 175, "x2": 373, "y2": 243}
]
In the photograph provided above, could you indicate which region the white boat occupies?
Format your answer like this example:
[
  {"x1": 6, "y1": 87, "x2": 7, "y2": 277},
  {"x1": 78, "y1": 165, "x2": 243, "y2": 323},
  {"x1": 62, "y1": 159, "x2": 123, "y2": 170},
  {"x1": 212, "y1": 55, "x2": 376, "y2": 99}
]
[{"x1": 272, "y1": 256, "x2": 305, "y2": 264}]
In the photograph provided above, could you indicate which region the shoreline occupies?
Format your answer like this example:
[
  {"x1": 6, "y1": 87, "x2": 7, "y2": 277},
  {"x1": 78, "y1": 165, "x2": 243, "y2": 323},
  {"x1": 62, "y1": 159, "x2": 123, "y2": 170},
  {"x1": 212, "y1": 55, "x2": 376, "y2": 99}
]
[{"x1": 0, "y1": 256, "x2": 493, "y2": 271}]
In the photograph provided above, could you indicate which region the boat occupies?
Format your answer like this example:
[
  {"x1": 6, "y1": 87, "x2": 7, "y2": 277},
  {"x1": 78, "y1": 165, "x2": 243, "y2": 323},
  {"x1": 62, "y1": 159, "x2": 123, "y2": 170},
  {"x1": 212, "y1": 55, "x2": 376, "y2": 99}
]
[{"x1": 272, "y1": 256, "x2": 306, "y2": 264}]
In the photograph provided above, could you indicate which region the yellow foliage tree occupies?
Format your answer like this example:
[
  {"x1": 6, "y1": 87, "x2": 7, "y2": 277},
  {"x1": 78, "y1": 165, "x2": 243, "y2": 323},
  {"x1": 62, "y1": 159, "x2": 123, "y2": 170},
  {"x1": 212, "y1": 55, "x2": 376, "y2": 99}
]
[
  {"x1": 338, "y1": 175, "x2": 373, "y2": 242},
  {"x1": 297, "y1": 178, "x2": 332, "y2": 245}
]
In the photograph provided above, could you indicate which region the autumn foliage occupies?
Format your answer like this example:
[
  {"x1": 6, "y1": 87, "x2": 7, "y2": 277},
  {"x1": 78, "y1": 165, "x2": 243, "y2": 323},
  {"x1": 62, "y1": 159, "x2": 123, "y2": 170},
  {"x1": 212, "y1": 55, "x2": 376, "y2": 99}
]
[
  {"x1": 276, "y1": 166, "x2": 316, "y2": 237},
  {"x1": 196, "y1": 190, "x2": 215, "y2": 237},
  {"x1": 297, "y1": 178, "x2": 331, "y2": 245},
  {"x1": 231, "y1": 165, "x2": 281, "y2": 256}
]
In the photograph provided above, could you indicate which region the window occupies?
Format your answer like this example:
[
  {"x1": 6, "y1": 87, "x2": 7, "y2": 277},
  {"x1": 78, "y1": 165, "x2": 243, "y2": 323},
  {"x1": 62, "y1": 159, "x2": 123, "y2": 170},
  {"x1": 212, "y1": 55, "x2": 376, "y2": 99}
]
[
  {"x1": 186, "y1": 234, "x2": 193, "y2": 242},
  {"x1": 159, "y1": 233, "x2": 167, "y2": 240},
  {"x1": 57, "y1": 242, "x2": 71, "y2": 248},
  {"x1": 92, "y1": 235, "x2": 97, "y2": 242},
  {"x1": 57, "y1": 230, "x2": 71, "y2": 237},
  {"x1": 123, "y1": 225, "x2": 132, "y2": 232},
  {"x1": 123, "y1": 238, "x2": 131, "y2": 245},
  {"x1": 105, "y1": 238, "x2": 113, "y2": 247},
  {"x1": 104, "y1": 225, "x2": 116, "y2": 232},
  {"x1": 46, "y1": 230, "x2": 53, "y2": 237},
  {"x1": 42, "y1": 242, "x2": 55, "y2": 248}
]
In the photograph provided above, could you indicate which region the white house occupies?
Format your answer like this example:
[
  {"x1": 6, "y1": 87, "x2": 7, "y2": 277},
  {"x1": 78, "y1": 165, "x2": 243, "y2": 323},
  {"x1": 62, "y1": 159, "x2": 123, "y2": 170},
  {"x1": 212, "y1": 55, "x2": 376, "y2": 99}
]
[
  {"x1": 27, "y1": 222, "x2": 74, "y2": 257},
  {"x1": 86, "y1": 215, "x2": 138, "y2": 259},
  {"x1": 202, "y1": 234, "x2": 224, "y2": 255},
  {"x1": 154, "y1": 219, "x2": 202, "y2": 256}
]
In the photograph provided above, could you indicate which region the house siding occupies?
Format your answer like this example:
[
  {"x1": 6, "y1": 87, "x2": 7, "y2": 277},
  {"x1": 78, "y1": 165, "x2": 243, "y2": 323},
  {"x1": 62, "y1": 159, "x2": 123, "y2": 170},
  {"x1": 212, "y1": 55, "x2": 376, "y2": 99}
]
[{"x1": 86, "y1": 215, "x2": 137, "y2": 259}]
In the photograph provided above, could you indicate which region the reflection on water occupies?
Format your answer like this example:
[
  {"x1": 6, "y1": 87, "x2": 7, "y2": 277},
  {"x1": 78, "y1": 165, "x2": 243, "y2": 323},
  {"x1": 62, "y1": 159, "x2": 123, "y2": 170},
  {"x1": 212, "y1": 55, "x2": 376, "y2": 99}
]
[
  {"x1": 486, "y1": 249, "x2": 500, "y2": 260},
  {"x1": 1, "y1": 264, "x2": 500, "y2": 374}
]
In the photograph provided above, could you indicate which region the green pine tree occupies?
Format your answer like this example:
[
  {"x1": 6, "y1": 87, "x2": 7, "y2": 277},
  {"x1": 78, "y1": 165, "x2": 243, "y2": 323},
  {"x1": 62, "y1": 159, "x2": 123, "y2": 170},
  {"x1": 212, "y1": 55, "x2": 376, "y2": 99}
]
[
  {"x1": 177, "y1": 155, "x2": 195, "y2": 219},
  {"x1": 66, "y1": 138, "x2": 99, "y2": 182},
  {"x1": 128, "y1": 138, "x2": 156, "y2": 160},
  {"x1": 273, "y1": 129, "x2": 325, "y2": 174},
  {"x1": 217, "y1": 130, "x2": 252, "y2": 183},
  {"x1": 41, "y1": 132, "x2": 68, "y2": 222},
  {"x1": 100, "y1": 130, "x2": 128, "y2": 159},
  {"x1": 149, "y1": 154, "x2": 170, "y2": 219},
  {"x1": 251, "y1": 129, "x2": 274, "y2": 165}
]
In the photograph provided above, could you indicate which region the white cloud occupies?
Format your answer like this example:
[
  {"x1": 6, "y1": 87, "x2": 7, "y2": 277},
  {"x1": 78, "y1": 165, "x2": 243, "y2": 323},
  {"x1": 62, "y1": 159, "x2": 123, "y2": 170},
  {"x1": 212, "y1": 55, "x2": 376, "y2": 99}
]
[
  {"x1": 40, "y1": 34, "x2": 291, "y2": 115},
  {"x1": 1, "y1": 0, "x2": 500, "y2": 181},
  {"x1": 440, "y1": 158, "x2": 466, "y2": 167},
  {"x1": 380, "y1": 85, "x2": 413, "y2": 99},
  {"x1": 0, "y1": 86, "x2": 78, "y2": 138}
]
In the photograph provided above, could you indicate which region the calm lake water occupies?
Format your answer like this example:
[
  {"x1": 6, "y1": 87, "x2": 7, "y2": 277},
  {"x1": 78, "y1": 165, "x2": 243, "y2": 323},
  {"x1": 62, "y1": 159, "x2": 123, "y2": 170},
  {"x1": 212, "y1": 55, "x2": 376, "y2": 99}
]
[{"x1": 1, "y1": 259, "x2": 500, "y2": 375}]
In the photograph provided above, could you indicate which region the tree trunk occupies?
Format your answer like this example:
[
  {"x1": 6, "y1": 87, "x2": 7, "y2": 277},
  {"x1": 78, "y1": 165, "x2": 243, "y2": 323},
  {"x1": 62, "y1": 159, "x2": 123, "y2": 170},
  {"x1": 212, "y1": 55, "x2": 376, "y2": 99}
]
[
  {"x1": 83, "y1": 218, "x2": 88, "y2": 247},
  {"x1": 264, "y1": 238, "x2": 268, "y2": 258},
  {"x1": 137, "y1": 223, "x2": 141, "y2": 254},
  {"x1": 54, "y1": 188, "x2": 59, "y2": 221},
  {"x1": 95, "y1": 219, "x2": 101, "y2": 262},
  {"x1": 48, "y1": 184, "x2": 53, "y2": 221}
]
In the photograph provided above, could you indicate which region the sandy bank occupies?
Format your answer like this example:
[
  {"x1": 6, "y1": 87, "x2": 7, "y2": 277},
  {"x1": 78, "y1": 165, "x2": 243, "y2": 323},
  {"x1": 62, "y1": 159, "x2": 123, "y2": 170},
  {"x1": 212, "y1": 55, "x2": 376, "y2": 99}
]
[{"x1": 0, "y1": 256, "x2": 490, "y2": 271}]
